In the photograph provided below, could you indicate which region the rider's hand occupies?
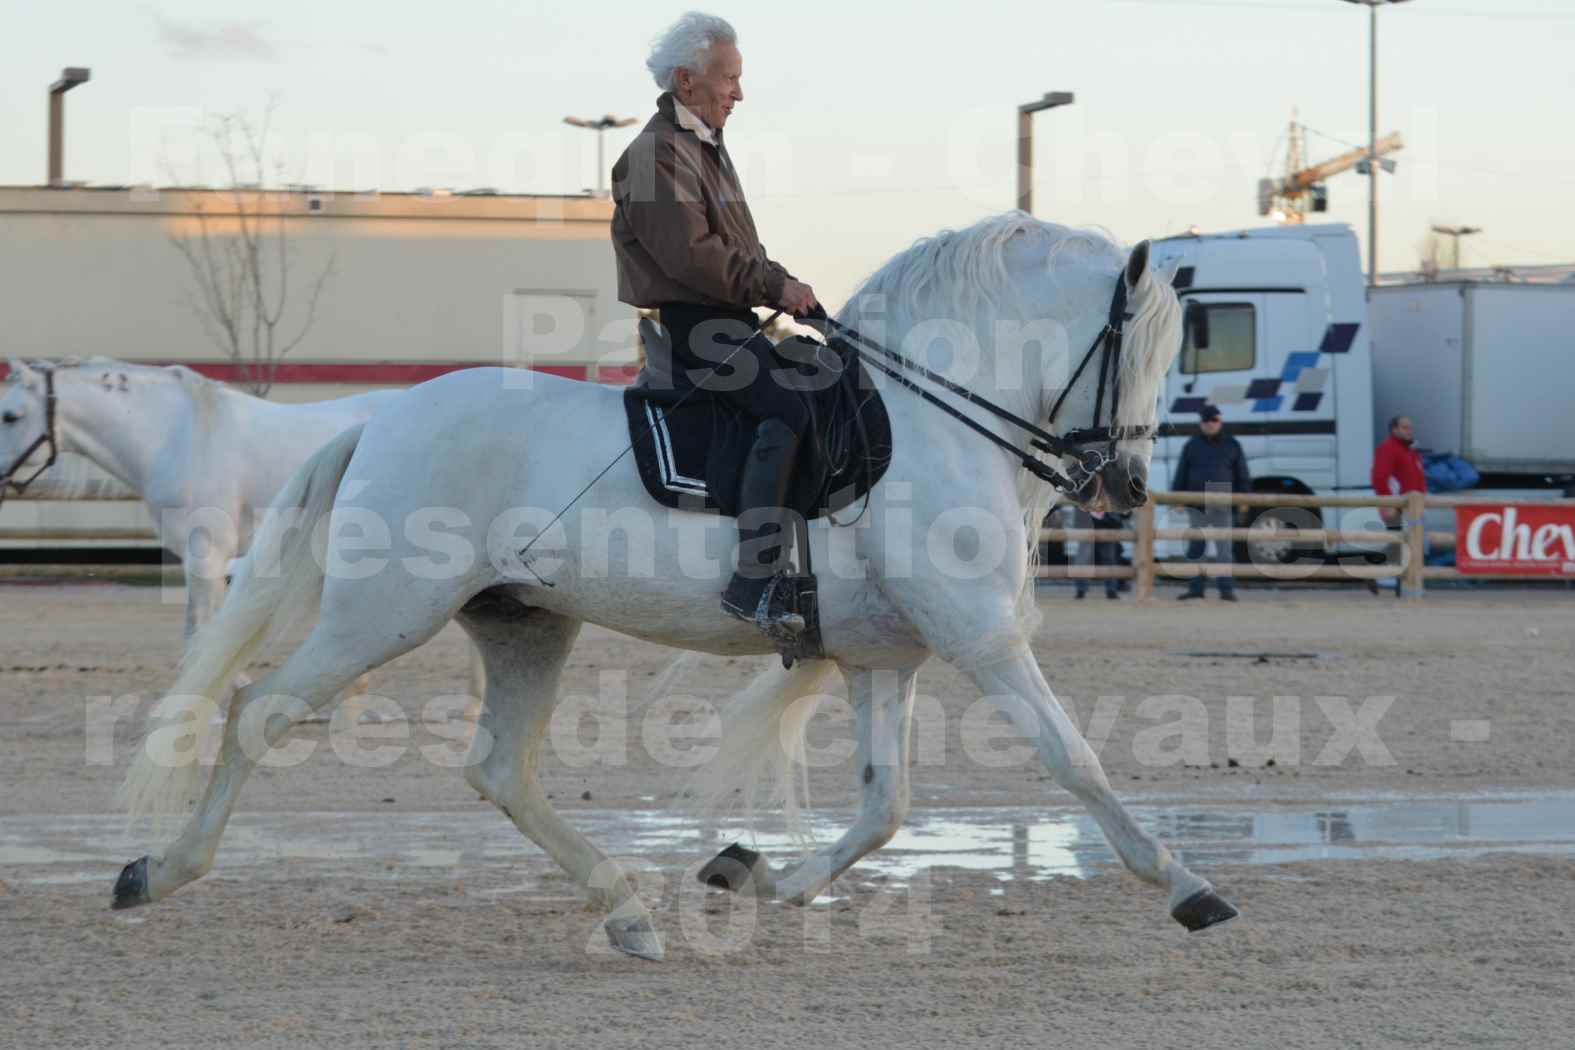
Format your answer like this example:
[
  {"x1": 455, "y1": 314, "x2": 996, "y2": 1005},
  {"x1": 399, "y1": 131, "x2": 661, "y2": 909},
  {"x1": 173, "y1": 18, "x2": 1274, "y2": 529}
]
[{"x1": 779, "y1": 279, "x2": 818, "y2": 317}]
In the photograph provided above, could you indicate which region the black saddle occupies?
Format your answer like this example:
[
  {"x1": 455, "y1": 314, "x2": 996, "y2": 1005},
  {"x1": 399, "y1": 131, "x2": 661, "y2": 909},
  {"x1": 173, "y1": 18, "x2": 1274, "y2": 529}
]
[{"x1": 623, "y1": 320, "x2": 893, "y2": 522}]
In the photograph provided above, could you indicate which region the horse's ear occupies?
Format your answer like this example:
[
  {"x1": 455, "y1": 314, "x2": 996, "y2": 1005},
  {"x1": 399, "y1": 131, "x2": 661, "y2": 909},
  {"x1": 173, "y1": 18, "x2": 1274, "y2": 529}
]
[
  {"x1": 1125, "y1": 240, "x2": 1151, "y2": 290},
  {"x1": 6, "y1": 357, "x2": 34, "y2": 384}
]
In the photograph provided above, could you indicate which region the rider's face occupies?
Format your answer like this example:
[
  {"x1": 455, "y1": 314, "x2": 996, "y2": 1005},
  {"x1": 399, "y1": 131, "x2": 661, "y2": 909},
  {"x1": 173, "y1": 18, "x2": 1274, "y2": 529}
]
[{"x1": 677, "y1": 42, "x2": 743, "y2": 131}]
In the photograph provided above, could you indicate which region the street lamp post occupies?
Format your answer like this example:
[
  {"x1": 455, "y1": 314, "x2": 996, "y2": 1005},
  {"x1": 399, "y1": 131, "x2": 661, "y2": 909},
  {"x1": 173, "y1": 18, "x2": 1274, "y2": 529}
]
[
  {"x1": 48, "y1": 66, "x2": 91, "y2": 187},
  {"x1": 563, "y1": 114, "x2": 638, "y2": 197},
  {"x1": 1017, "y1": 91, "x2": 1074, "y2": 215},
  {"x1": 1341, "y1": 0, "x2": 1412, "y2": 287},
  {"x1": 1431, "y1": 224, "x2": 1482, "y2": 270}
]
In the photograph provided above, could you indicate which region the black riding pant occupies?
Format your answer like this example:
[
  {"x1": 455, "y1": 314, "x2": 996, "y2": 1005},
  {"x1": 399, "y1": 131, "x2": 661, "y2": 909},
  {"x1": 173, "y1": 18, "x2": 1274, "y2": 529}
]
[{"x1": 657, "y1": 303, "x2": 810, "y2": 437}]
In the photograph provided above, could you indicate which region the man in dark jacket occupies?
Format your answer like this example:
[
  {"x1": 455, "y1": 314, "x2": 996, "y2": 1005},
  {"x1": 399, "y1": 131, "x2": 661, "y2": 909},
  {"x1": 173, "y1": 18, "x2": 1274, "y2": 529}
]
[
  {"x1": 1172, "y1": 404, "x2": 1251, "y2": 600},
  {"x1": 610, "y1": 13, "x2": 818, "y2": 637}
]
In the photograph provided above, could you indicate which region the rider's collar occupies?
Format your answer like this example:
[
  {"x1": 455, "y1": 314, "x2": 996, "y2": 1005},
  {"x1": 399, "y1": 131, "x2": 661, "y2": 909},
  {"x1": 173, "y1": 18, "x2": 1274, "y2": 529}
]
[{"x1": 671, "y1": 98, "x2": 718, "y2": 146}]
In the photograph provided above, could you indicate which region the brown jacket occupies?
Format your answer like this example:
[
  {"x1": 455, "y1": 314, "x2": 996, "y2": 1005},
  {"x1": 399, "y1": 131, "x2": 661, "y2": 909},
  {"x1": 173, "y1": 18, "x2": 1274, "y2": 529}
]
[{"x1": 610, "y1": 93, "x2": 792, "y2": 310}]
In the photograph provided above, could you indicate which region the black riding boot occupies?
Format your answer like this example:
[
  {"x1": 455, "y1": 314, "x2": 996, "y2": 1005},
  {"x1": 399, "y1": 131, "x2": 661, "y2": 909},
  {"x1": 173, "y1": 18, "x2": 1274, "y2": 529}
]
[{"x1": 721, "y1": 418, "x2": 803, "y2": 633}]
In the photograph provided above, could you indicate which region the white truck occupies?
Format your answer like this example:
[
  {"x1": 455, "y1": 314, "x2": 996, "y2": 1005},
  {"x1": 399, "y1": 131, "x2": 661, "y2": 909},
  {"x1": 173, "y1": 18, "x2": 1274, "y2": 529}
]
[
  {"x1": 1144, "y1": 223, "x2": 1575, "y2": 562},
  {"x1": 1147, "y1": 224, "x2": 1376, "y2": 560},
  {"x1": 1368, "y1": 281, "x2": 1575, "y2": 487}
]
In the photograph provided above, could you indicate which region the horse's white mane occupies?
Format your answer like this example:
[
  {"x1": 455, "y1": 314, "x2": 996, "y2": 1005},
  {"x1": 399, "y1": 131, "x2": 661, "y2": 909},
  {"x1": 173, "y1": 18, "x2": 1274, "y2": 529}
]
[
  {"x1": 839, "y1": 212, "x2": 1180, "y2": 431},
  {"x1": 844, "y1": 211, "x2": 1120, "y2": 325},
  {"x1": 1111, "y1": 263, "x2": 1183, "y2": 432}
]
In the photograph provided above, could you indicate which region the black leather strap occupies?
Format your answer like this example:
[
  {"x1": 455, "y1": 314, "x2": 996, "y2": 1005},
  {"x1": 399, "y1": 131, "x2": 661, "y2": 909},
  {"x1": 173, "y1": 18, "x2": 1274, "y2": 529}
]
[
  {"x1": 0, "y1": 366, "x2": 58, "y2": 508},
  {"x1": 801, "y1": 279, "x2": 1143, "y2": 496}
]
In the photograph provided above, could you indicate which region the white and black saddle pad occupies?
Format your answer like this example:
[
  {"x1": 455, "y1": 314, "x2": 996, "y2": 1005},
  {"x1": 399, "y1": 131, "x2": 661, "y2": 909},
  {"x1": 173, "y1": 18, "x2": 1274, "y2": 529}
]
[{"x1": 622, "y1": 374, "x2": 892, "y2": 521}]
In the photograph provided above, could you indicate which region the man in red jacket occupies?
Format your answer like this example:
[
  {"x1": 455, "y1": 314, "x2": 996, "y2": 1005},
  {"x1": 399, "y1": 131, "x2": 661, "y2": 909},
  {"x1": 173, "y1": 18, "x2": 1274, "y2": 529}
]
[
  {"x1": 1370, "y1": 415, "x2": 1426, "y2": 594},
  {"x1": 1372, "y1": 415, "x2": 1425, "y2": 523}
]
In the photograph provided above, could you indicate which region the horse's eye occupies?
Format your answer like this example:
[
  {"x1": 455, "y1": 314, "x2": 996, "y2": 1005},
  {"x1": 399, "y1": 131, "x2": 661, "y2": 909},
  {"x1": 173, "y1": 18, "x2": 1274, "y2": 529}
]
[{"x1": 1, "y1": 411, "x2": 18, "y2": 424}]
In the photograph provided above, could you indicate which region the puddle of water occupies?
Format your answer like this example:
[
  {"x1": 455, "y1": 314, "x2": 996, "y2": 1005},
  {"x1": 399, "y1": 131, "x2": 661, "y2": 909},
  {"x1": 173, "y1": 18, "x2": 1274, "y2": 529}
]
[{"x1": 2, "y1": 796, "x2": 1572, "y2": 890}]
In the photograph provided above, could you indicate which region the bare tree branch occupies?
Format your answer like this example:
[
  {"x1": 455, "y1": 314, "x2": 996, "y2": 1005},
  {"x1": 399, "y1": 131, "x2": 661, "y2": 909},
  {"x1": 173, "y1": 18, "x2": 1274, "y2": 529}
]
[{"x1": 166, "y1": 104, "x2": 333, "y2": 396}]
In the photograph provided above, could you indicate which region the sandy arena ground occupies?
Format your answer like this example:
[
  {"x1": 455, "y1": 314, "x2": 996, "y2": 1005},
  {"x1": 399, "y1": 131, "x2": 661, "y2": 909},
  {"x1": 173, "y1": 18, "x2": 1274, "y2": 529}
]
[{"x1": 3, "y1": 581, "x2": 1574, "y2": 1048}]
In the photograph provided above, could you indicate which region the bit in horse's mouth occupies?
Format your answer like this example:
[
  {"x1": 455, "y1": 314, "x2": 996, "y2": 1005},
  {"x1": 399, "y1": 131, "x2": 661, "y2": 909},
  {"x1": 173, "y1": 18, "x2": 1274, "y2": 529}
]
[{"x1": 1082, "y1": 472, "x2": 1110, "y2": 513}]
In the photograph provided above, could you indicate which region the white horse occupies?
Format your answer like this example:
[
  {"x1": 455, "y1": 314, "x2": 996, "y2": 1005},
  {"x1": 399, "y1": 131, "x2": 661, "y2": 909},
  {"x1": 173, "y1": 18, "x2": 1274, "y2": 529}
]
[
  {"x1": 0, "y1": 358, "x2": 401, "y2": 640},
  {"x1": 115, "y1": 214, "x2": 1239, "y2": 960}
]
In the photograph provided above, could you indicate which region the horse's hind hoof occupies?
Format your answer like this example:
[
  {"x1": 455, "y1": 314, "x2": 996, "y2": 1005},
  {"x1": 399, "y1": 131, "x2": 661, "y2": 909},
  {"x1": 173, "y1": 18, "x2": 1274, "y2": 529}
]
[
  {"x1": 112, "y1": 856, "x2": 152, "y2": 911},
  {"x1": 604, "y1": 916, "x2": 664, "y2": 962},
  {"x1": 698, "y1": 842, "x2": 764, "y2": 893},
  {"x1": 1171, "y1": 888, "x2": 1239, "y2": 932}
]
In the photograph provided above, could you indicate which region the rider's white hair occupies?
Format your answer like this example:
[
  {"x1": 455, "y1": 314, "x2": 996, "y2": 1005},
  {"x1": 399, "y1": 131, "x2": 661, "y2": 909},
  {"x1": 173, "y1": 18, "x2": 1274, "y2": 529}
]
[{"x1": 646, "y1": 12, "x2": 737, "y2": 90}]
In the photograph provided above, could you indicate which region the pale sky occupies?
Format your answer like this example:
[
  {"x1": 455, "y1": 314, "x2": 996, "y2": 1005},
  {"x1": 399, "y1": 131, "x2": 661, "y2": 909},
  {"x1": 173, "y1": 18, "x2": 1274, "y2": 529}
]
[{"x1": 5, "y1": 0, "x2": 1573, "y2": 306}]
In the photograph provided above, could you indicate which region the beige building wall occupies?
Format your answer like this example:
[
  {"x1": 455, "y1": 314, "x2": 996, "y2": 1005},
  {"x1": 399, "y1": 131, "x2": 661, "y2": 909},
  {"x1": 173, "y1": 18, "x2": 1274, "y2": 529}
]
[
  {"x1": 0, "y1": 187, "x2": 638, "y2": 394},
  {"x1": 0, "y1": 186, "x2": 637, "y2": 549}
]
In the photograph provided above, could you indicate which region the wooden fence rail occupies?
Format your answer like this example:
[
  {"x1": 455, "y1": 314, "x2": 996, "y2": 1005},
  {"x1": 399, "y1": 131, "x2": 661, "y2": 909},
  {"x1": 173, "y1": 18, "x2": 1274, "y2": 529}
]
[
  {"x1": 6, "y1": 487, "x2": 1572, "y2": 598},
  {"x1": 1039, "y1": 491, "x2": 1575, "y2": 600}
]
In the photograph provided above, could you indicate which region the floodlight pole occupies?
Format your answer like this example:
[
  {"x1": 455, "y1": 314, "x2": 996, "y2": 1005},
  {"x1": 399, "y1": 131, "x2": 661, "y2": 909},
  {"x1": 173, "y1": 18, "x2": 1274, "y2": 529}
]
[
  {"x1": 1368, "y1": 3, "x2": 1379, "y2": 286},
  {"x1": 1017, "y1": 91, "x2": 1075, "y2": 215},
  {"x1": 48, "y1": 67, "x2": 91, "y2": 187},
  {"x1": 1430, "y1": 224, "x2": 1482, "y2": 270},
  {"x1": 564, "y1": 114, "x2": 638, "y2": 197},
  {"x1": 1341, "y1": 0, "x2": 1412, "y2": 287}
]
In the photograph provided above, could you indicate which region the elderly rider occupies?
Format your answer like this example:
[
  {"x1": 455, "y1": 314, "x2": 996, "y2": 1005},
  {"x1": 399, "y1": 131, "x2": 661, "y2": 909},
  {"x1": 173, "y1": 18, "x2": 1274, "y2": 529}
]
[{"x1": 611, "y1": 12, "x2": 819, "y2": 637}]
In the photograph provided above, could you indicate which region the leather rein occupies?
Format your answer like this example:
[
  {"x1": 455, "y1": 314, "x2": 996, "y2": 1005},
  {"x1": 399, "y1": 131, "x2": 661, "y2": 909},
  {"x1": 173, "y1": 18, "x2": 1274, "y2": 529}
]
[{"x1": 804, "y1": 278, "x2": 1150, "y2": 496}]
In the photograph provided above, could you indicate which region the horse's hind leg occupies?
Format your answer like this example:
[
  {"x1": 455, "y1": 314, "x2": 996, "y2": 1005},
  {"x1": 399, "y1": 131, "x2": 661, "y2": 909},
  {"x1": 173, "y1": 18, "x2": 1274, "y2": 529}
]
[
  {"x1": 456, "y1": 594, "x2": 662, "y2": 961},
  {"x1": 970, "y1": 649, "x2": 1239, "y2": 931},
  {"x1": 700, "y1": 660, "x2": 924, "y2": 906},
  {"x1": 116, "y1": 614, "x2": 445, "y2": 907}
]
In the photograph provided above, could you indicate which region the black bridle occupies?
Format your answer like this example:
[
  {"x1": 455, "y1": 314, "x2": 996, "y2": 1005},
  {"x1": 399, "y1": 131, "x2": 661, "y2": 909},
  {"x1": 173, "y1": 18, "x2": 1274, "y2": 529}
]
[
  {"x1": 0, "y1": 364, "x2": 60, "y2": 509},
  {"x1": 804, "y1": 276, "x2": 1150, "y2": 496}
]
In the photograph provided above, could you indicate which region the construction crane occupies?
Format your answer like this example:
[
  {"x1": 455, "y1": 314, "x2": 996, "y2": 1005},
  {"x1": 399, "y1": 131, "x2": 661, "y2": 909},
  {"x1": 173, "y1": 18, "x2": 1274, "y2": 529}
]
[{"x1": 1258, "y1": 116, "x2": 1403, "y2": 224}]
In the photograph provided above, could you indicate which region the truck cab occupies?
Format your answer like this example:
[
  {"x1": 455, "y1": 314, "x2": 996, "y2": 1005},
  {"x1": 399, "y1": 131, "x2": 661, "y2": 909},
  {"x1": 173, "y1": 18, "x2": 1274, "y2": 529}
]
[{"x1": 1147, "y1": 224, "x2": 1377, "y2": 558}]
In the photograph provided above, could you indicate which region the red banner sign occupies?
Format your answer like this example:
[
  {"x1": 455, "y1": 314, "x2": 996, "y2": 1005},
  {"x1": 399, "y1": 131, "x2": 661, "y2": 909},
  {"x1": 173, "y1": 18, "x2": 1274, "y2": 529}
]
[{"x1": 1455, "y1": 504, "x2": 1575, "y2": 576}]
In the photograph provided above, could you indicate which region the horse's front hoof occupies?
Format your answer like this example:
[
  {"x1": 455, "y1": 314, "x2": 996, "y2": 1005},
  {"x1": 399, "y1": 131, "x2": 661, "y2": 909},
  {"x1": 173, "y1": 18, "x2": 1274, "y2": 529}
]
[
  {"x1": 1171, "y1": 888, "x2": 1239, "y2": 932},
  {"x1": 604, "y1": 916, "x2": 664, "y2": 962},
  {"x1": 698, "y1": 842, "x2": 765, "y2": 893},
  {"x1": 112, "y1": 856, "x2": 152, "y2": 911}
]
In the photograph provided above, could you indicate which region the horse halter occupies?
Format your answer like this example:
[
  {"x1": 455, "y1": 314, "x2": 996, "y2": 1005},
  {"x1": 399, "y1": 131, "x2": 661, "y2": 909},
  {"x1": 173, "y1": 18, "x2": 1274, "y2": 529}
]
[
  {"x1": 1042, "y1": 276, "x2": 1153, "y2": 492},
  {"x1": 806, "y1": 274, "x2": 1143, "y2": 496},
  {"x1": 0, "y1": 364, "x2": 60, "y2": 509}
]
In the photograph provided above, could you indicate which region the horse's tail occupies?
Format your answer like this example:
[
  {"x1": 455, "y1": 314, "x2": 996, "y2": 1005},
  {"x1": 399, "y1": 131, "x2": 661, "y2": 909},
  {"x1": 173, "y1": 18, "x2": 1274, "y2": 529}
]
[
  {"x1": 119, "y1": 424, "x2": 365, "y2": 817},
  {"x1": 687, "y1": 658, "x2": 837, "y2": 842}
]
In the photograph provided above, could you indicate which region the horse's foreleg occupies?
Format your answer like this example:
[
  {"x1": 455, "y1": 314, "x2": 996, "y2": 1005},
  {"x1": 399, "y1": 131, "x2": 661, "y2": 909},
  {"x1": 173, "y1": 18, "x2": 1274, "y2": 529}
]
[
  {"x1": 465, "y1": 643, "x2": 485, "y2": 723},
  {"x1": 456, "y1": 600, "x2": 662, "y2": 961},
  {"x1": 179, "y1": 532, "x2": 235, "y2": 644},
  {"x1": 178, "y1": 537, "x2": 252, "y2": 713},
  {"x1": 730, "y1": 662, "x2": 921, "y2": 906},
  {"x1": 969, "y1": 650, "x2": 1239, "y2": 931}
]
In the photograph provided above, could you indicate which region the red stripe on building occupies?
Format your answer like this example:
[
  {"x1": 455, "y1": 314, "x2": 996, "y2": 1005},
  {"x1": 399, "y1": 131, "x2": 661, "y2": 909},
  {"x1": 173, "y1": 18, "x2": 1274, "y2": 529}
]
[{"x1": 1, "y1": 360, "x2": 639, "y2": 386}]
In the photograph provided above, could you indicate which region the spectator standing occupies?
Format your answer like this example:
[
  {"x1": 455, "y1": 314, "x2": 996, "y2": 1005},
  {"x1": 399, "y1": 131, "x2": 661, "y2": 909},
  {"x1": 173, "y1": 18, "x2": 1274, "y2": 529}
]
[
  {"x1": 1370, "y1": 414, "x2": 1426, "y2": 596},
  {"x1": 1172, "y1": 404, "x2": 1251, "y2": 601},
  {"x1": 1072, "y1": 507, "x2": 1122, "y2": 600}
]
